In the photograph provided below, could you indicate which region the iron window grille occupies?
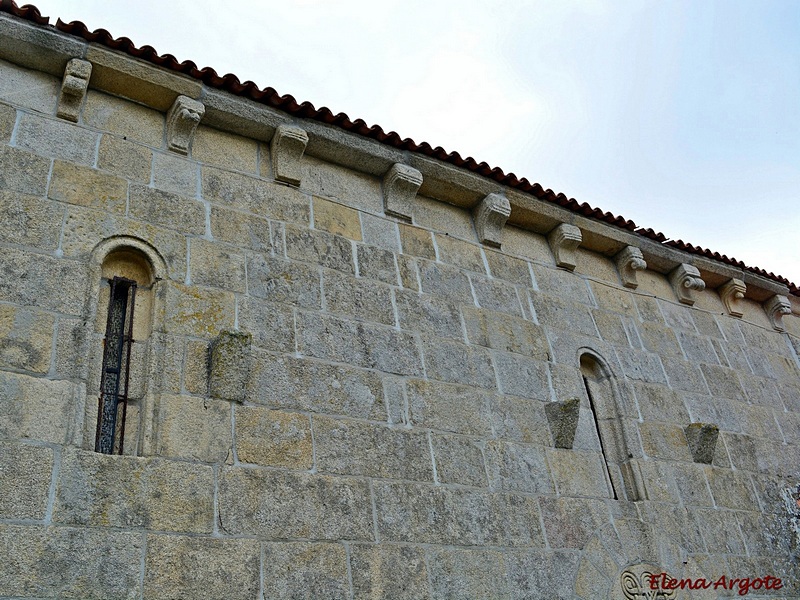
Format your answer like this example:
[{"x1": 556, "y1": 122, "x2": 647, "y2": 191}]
[{"x1": 95, "y1": 276, "x2": 137, "y2": 454}]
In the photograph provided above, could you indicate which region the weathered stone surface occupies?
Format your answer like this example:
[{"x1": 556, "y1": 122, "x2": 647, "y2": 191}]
[
  {"x1": 97, "y1": 134, "x2": 153, "y2": 182},
  {"x1": 202, "y1": 166, "x2": 310, "y2": 223},
  {"x1": 151, "y1": 151, "x2": 197, "y2": 196},
  {"x1": 395, "y1": 288, "x2": 463, "y2": 339},
  {"x1": 209, "y1": 330, "x2": 251, "y2": 402},
  {"x1": 360, "y1": 212, "x2": 400, "y2": 251},
  {"x1": 397, "y1": 253, "x2": 420, "y2": 291},
  {"x1": 163, "y1": 281, "x2": 235, "y2": 337},
  {"x1": 539, "y1": 496, "x2": 611, "y2": 550},
  {"x1": 462, "y1": 306, "x2": 548, "y2": 359},
  {"x1": 0, "y1": 524, "x2": 142, "y2": 599},
  {"x1": 16, "y1": 112, "x2": 97, "y2": 165},
  {"x1": 430, "y1": 433, "x2": 488, "y2": 487},
  {"x1": 0, "y1": 442, "x2": 53, "y2": 519},
  {"x1": 493, "y1": 351, "x2": 549, "y2": 399},
  {"x1": 491, "y1": 394, "x2": 551, "y2": 446},
  {"x1": 313, "y1": 196, "x2": 362, "y2": 240},
  {"x1": 0, "y1": 145, "x2": 50, "y2": 195},
  {"x1": 0, "y1": 304, "x2": 54, "y2": 374},
  {"x1": 323, "y1": 269, "x2": 395, "y2": 325},
  {"x1": 0, "y1": 57, "x2": 59, "y2": 113},
  {"x1": 506, "y1": 549, "x2": 581, "y2": 600},
  {"x1": 235, "y1": 406, "x2": 312, "y2": 468},
  {"x1": 157, "y1": 395, "x2": 231, "y2": 462},
  {"x1": 417, "y1": 258, "x2": 474, "y2": 304},
  {"x1": 209, "y1": 204, "x2": 273, "y2": 252},
  {"x1": 54, "y1": 449, "x2": 213, "y2": 533},
  {"x1": 144, "y1": 535, "x2": 259, "y2": 600},
  {"x1": 0, "y1": 249, "x2": 87, "y2": 316},
  {"x1": 248, "y1": 352, "x2": 386, "y2": 420},
  {"x1": 0, "y1": 101, "x2": 14, "y2": 141},
  {"x1": 247, "y1": 253, "x2": 321, "y2": 309},
  {"x1": 402, "y1": 381, "x2": 490, "y2": 438},
  {"x1": 421, "y1": 335, "x2": 495, "y2": 388},
  {"x1": 298, "y1": 312, "x2": 422, "y2": 376},
  {"x1": 192, "y1": 124, "x2": 258, "y2": 172},
  {"x1": 530, "y1": 291, "x2": 598, "y2": 337},
  {"x1": 435, "y1": 233, "x2": 486, "y2": 273},
  {"x1": 399, "y1": 223, "x2": 436, "y2": 259},
  {"x1": 48, "y1": 160, "x2": 128, "y2": 214},
  {"x1": 350, "y1": 544, "x2": 429, "y2": 600},
  {"x1": 219, "y1": 467, "x2": 373, "y2": 540},
  {"x1": 189, "y1": 238, "x2": 246, "y2": 292},
  {"x1": 129, "y1": 184, "x2": 205, "y2": 235},
  {"x1": 236, "y1": 296, "x2": 295, "y2": 353},
  {"x1": 263, "y1": 542, "x2": 349, "y2": 600},
  {"x1": 0, "y1": 372, "x2": 83, "y2": 445},
  {"x1": 426, "y1": 547, "x2": 509, "y2": 600},
  {"x1": 471, "y1": 274, "x2": 524, "y2": 317},
  {"x1": 356, "y1": 243, "x2": 398, "y2": 285},
  {"x1": 547, "y1": 448, "x2": 612, "y2": 498},
  {"x1": 83, "y1": 89, "x2": 164, "y2": 147},
  {"x1": 374, "y1": 481, "x2": 544, "y2": 546},
  {"x1": 314, "y1": 415, "x2": 433, "y2": 481},
  {"x1": 485, "y1": 441, "x2": 554, "y2": 494},
  {"x1": 705, "y1": 466, "x2": 761, "y2": 510},
  {"x1": 286, "y1": 224, "x2": 354, "y2": 273}
]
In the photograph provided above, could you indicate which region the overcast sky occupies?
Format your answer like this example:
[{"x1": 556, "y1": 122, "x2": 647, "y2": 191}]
[{"x1": 30, "y1": 0, "x2": 800, "y2": 285}]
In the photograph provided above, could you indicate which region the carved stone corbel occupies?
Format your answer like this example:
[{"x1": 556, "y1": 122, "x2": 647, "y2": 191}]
[
  {"x1": 209, "y1": 330, "x2": 252, "y2": 403},
  {"x1": 382, "y1": 163, "x2": 422, "y2": 222},
  {"x1": 548, "y1": 223, "x2": 582, "y2": 271},
  {"x1": 764, "y1": 294, "x2": 791, "y2": 332},
  {"x1": 473, "y1": 193, "x2": 510, "y2": 248},
  {"x1": 545, "y1": 398, "x2": 580, "y2": 449},
  {"x1": 166, "y1": 95, "x2": 204, "y2": 155},
  {"x1": 719, "y1": 278, "x2": 746, "y2": 318},
  {"x1": 669, "y1": 263, "x2": 705, "y2": 305},
  {"x1": 271, "y1": 124, "x2": 308, "y2": 186},
  {"x1": 684, "y1": 423, "x2": 718, "y2": 464},
  {"x1": 614, "y1": 246, "x2": 647, "y2": 289},
  {"x1": 57, "y1": 58, "x2": 92, "y2": 122}
]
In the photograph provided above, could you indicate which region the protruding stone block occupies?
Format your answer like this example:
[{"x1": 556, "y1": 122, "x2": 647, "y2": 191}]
[
  {"x1": 56, "y1": 58, "x2": 91, "y2": 122},
  {"x1": 382, "y1": 163, "x2": 422, "y2": 221},
  {"x1": 209, "y1": 330, "x2": 252, "y2": 403},
  {"x1": 548, "y1": 223, "x2": 582, "y2": 271},
  {"x1": 166, "y1": 95, "x2": 204, "y2": 155},
  {"x1": 473, "y1": 193, "x2": 510, "y2": 248},
  {"x1": 545, "y1": 398, "x2": 581, "y2": 449},
  {"x1": 684, "y1": 422, "x2": 718, "y2": 464},
  {"x1": 669, "y1": 263, "x2": 705, "y2": 305},
  {"x1": 270, "y1": 124, "x2": 308, "y2": 186},
  {"x1": 764, "y1": 294, "x2": 791, "y2": 332},
  {"x1": 719, "y1": 278, "x2": 746, "y2": 318},
  {"x1": 614, "y1": 245, "x2": 646, "y2": 289}
]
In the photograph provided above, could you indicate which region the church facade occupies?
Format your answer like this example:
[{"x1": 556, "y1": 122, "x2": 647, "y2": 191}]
[{"x1": 0, "y1": 4, "x2": 798, "y2": 598}]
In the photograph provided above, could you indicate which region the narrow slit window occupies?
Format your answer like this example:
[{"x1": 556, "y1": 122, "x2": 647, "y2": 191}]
[{"x1": 95, "y1": 276, "x2": 137, "y2": 454}]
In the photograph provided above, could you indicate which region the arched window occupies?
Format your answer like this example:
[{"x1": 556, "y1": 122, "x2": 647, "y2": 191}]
[
  {"x1": 88, "y1": 238, "x2": 165, "y2": 455},
  {"x1": 579, "y1": 351, "x2": 644, "y2": 501}
]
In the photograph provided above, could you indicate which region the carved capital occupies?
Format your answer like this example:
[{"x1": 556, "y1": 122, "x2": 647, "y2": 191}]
[
  {"x1": 684, "y1": 422, "x2": 719, "y2": 464},
  {"x1": 271, "y1": 124, "x2": 308, "y2": 186},
  {"x1": 719, "y1": 278, "x2": 746, "y2": 318},
  {"x1": 764, "y1": 294, "x2": 791, "y2": 332},
  {"x1": 669, "y1": 263, "x2": 705, "y2": 305},
  {"x1": 545, "y1": 398, "x2": 580, "y2": 449},
  {"x1": 166, "y1": 95, "x2": 204, "y2": 155},
  {"x1": 382, "y1": 163, "x2": 422, "y2": 221},
  {"x1": 548, "y1": 223, "x2": 582, "y2": 271},
  {"x1": 614, "y1": 246, "x2": 647, "y2": 289},
  {"x1": 57, "y1": 58, "x2": 92, "y2": 122},
  {"x1": 473, "y1": 193, "x2": 510, "y2": 248}
]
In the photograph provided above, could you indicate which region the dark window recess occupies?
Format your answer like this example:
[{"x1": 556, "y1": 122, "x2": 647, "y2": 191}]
[{"x1": 95, "y1": 276, "x2": 136, "y2": 454}]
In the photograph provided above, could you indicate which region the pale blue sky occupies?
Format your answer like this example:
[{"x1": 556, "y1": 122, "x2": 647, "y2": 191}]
[{"x1": 31, "y1": 0, "x2": 800, "y2": 284}]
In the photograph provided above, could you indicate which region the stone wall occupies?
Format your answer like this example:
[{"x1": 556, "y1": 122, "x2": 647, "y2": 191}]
[{"x1": 0, "y1": 11, "x2": 799, "y2": 599}]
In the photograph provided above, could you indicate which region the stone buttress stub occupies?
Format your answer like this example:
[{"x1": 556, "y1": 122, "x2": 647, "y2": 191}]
[
  {"x1": 209, "y1": 330, "x2": 252, "y2": 403},
  {"x1": 382, "y1": 163, "x2": 423, "y2": 222},
  {"x1": 166, "y1": 95, "x2": 205, "y2": 155},
  {"x1": 271, "y1": 124, "x2": 308, "y2": 186},
  {"x1": 545, "y1": 397, "x2": 581, "y2": 449},
  {"x1": 473, "y1": 193, "x2": 510, "y2": 248},
  {"x1": 548, "y1": 223, "x2": 582, "y2": 271},
  {"x1": 668, "y1": 263, "x2": 705, "y2": 305},
  {"x1": 684, "y1": 422, "x2": 719, "y2": 464},
  {"x1": 57, "y1": 58, "x2": 92, "y2": 122},
  {"x1": 614, "y1": 245, "x2": 647, "y2": 289}
]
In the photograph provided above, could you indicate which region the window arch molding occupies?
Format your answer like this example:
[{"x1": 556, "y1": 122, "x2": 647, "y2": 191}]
[
  {"x1": 83, "y1": 236, "x2": 168, "y2": 456},
  {"x1": 576, "y1": 347, "x2": 646, "y2": 502}
]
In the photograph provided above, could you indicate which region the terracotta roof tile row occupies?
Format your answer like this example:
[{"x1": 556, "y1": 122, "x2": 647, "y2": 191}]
[{"x1": 1, "y1": 1, "x2": 796, "y2": 295}]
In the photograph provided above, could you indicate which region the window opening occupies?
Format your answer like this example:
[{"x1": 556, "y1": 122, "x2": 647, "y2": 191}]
[
  {"x1": 95, "y1": 276, "x2": 137, "y2": 454},
  {"x1": 581, "y1": 375, "x2": 618, "y2": 500}
]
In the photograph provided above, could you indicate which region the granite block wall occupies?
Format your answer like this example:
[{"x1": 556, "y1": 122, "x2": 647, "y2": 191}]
[{"x1": 0, "y1": 13, "x2": 799, "y2": 599}]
